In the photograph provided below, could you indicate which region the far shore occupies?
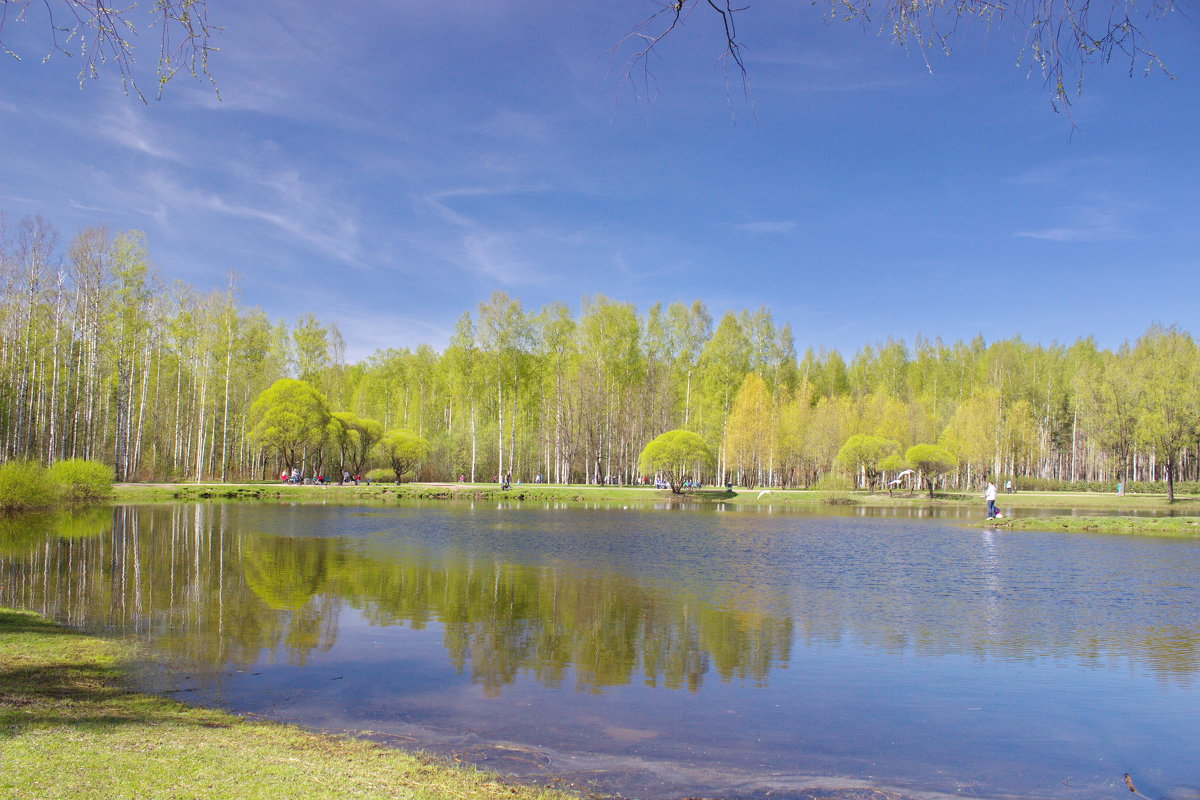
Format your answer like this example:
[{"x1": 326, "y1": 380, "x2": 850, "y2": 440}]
[{"x1": 112, "y1": 480, "x2": 1200, "y2": 514}]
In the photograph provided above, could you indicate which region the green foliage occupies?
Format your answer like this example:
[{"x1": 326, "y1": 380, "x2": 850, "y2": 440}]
[
  {"x1": 1013, "y1": 476, "x2": 1200, "y2": 495},
  {"x1": 1130, "y1": 326, "x2": 1200, "y2": 500},
  {"x1": 0, "y1": 461, "x2": 60, "y2": 513},
  {"x1": 248, "y1": 379, "x2": 333, "y2": 471},
  {"x1": 938, "y1": 390, "x2": 999, "y2": 474},
  {"x1": 638, "y1": 429, "x2": 713, "y2": 493},
  {"x1": 725, "y1": 373, "x2": 773, "y2": 480},
  {"x1": 2, "y1": 223, "x2": 1198, "y2": 494},
  {"x1": 0, "y1": 460, "x2": 116, "y2": 513},
  {"x1": 331, "y1": 412, "x2": 384, "y2": 474},
  {"x1": 814, "y1": 471, "x2": 854, "y2": 503},
  {"x1": 376, "y1": 429, "x2": 431, "y2": 483},
  {"x1": 904, "y1": 443, "x2": 957, "y2": 498},
  {"x1": 47, "y1": 459, "x2": 114, "y2": 502},
  {"x1": 365, "y1": 468, "x2": 395, "y2": 483},
  {"x1": 835, "y1": 434, "x2": 899, "y2": 491}
]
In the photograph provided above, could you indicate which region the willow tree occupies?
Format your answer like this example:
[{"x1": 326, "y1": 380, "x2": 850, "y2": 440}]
[
  {"x1": 639, "y1": 429, "x2": 713, "y2": 493},
  {"x1": 377, "y1": 429, "x2": 431, "y2": 483},
  {"x1": 905, "y1": 443, "x2": 957, "y2": 498},
  {"x1": 248, "y1": 379, "x2": 332, "y2": 475}
]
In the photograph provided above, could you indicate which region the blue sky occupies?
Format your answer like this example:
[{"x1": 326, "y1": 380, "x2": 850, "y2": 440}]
[{"x1": 2, "y1": 1, "x2": 1198, "y2": 360}]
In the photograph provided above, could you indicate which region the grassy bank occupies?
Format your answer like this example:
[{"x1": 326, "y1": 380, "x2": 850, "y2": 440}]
[
  {"x1": 112, "y1": 481, "x2": 1200, "y2": 513},
  {"x1": 0, "y1": 607, "x2": 583, "y2": 800},
  {"x1": 984, "y1": 515, "x2": 1200, "y2": 537}
]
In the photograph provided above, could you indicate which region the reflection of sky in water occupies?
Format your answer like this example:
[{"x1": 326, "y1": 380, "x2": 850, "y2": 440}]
[{"x1": 2, "y1": 502, "x2": 1198, "y2": 800}]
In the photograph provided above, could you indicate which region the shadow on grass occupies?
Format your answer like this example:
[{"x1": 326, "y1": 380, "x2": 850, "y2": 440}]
[
  {"x1": 0, "y1": 608, "x2": 232, "y2": 740},
  {"x1": 0, "y1": 608, "x2": 78, "y2": 636},
  {"x1": 0, "y1": 660, "x2": 160, "y2": 740}
]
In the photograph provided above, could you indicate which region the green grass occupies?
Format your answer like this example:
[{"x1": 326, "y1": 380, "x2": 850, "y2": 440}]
[
  {"x1": 111, "y1": 481, "x2": 1200, "y2": 514},
  {"x1": 0, "y1": 607, "x2": 584, "y2": 800},
  {"x1": 983, "y1": 515, "x2": 1200, "y2": 536}
]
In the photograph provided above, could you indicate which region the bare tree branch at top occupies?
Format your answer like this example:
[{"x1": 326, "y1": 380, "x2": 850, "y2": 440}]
[
  {"x1": 0, "y1": 0, "x2": 219, "y2": 101},
  {"x1": 618, "y1": 0, "x2": 1177, "y2": 109}
]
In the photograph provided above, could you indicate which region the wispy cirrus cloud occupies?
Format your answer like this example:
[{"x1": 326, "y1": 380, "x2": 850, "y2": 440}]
[
  {"x1": 121, "y1": 168, "x2": 364, "y2": 267},
  {"x1": 1014, "y1": 198, "x2": 1135, "y2": 242},
  {"x1": 68, "y1": 198, "x2": 116, "y2": 214},
  {"x1": 421, "y1": 185, "x2": 560, "y2": 284},
  {"x1": 97, "y1": 105, "x2": 188, "y2": 163},
  {"x1": 1005, "y1": 157, "x2": 1111, "y2": 186}
]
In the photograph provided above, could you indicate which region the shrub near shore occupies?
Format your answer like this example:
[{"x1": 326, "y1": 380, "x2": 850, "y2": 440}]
[{"x1": 0, "y1": 459, "x2": 113, "y2": 513}]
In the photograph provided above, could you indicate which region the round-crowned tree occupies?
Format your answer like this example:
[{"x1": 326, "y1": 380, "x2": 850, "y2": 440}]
[
  {"x1": 248, "y1": 379, "x2": 332, "y2": 474},
  {"x1": 904, "y1": 444, "x2": 958, "y2": 498},
  {"x1": 376, "y1": 429, "x2": 431, "y2": 483},
  {"x1": 638, "y1": 430, "x2": 713, "y2": 494}
]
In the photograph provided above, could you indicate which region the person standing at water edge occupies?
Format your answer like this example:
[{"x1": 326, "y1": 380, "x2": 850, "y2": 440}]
[{"x1": 984, "y1": 480, "x2": 998, "y2": 520}]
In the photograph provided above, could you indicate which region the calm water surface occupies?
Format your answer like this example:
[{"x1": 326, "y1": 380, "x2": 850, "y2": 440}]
[{"x1": 2, "y1": 502, "x2": 1198, "y2": 800}]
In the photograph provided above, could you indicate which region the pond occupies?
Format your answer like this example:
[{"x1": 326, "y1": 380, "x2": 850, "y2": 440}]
[{"x1": 2, "y1": 502, "x2": 1198, "y2": 800}]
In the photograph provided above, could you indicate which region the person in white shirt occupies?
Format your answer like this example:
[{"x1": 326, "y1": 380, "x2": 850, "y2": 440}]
[{"x1": 984, "y1": 480, "x2": 998, "y2": 519}]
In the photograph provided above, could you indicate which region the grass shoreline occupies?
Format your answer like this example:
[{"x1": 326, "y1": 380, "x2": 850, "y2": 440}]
[
  {"x1": 983, "y1": 515, "x2": 1200, "y2": 536},
  {"x1": 106, "y1": 481, "x2": 1200, "y2": 537},
  {"x1": 0, "y1": 606, "x2": 586, "y2": 800},
  {"x1": 112, "y1": 480, "x2": 1200, "y2": 511}
]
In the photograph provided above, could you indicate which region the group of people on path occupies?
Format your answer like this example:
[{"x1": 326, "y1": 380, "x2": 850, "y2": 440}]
[{"x1": 279, "y1": 467, "x2": 364, "y2": 485}]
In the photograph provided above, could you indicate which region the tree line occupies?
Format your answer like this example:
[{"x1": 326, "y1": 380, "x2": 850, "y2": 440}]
[{"x1": 2, "y1": 216, "x2": 1198, "y2": 495}]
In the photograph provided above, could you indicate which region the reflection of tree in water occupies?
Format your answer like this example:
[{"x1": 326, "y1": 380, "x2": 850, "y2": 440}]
[
  {"x1": 0, "y1": 508, "x2": 112, "y2": 556},
  {"x1": 0, "y1": 506, "x2": 793, "y2": 692},
  {"x1": 328, "y1": 551, "x2": 793, "y2": 696},
  {"x1": 3, "y1": 505, "x2": 1199, "y2": 690},
  {"x1": 242, "y1": 536, "x2": 342, "y2": 664},
  {"x1": 0, "y1": 505, "x2": 341, "y2": 669}
]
